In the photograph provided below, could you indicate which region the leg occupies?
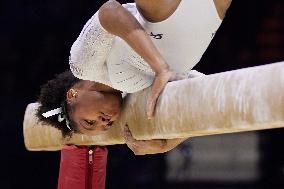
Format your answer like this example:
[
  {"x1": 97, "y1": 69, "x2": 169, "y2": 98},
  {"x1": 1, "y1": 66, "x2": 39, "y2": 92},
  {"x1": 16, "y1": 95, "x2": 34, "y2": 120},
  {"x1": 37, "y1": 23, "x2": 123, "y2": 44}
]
[{"x1": 57, "y1": 145, "x2": 108, "y2": 189}]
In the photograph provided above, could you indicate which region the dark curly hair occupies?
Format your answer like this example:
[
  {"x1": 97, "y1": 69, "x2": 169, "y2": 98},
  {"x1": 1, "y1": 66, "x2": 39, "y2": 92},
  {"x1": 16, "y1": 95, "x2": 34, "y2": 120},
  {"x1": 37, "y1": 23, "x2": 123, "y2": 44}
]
[{"x1": 36, "y1": 70, "x2": 80, "y2": 138}]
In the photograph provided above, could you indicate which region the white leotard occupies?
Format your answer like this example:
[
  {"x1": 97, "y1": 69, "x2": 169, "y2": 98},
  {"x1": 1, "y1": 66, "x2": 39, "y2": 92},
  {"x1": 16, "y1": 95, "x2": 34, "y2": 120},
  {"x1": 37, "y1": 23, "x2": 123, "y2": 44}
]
[{"x1": 70, "y1": 0, "x2": 222, "y2": 93}]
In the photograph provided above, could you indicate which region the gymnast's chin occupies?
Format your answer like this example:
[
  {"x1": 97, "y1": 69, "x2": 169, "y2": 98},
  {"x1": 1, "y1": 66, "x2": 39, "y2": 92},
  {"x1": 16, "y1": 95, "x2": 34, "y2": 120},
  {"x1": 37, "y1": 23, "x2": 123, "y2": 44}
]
[{"x1": 36, "y1": 70, "x2": 123, "y2": 138}]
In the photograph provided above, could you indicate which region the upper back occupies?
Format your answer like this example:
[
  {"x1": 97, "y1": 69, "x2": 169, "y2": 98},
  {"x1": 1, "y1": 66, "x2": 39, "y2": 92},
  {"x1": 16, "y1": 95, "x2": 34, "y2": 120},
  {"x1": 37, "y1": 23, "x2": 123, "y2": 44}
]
[
  {"x1": 135, "y1": 0, "x2": 232, "y2": 21},
  {"x1": 134, "y1": 0, "x2": 182, "y2": 22}
]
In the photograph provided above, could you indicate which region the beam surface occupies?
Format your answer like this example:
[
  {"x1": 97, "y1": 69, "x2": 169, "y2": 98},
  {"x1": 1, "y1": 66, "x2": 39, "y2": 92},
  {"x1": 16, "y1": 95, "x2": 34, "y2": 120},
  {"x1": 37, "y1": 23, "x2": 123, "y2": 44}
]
[{"x1": 23, "y1": 62, "x2": 284, "y2": 151}]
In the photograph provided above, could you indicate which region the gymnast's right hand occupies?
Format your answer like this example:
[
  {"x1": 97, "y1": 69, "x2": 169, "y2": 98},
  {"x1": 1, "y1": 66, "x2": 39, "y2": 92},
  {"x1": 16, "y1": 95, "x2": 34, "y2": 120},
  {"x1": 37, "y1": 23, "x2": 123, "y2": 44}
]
[
  {"x1": 147, "y1": 68, "x2": 185, "y2": 119},
  {"x1": 123, "y1": 125, "x2": 188, "y2": 155},
  {"x1": 123, "y1": 125, "x2": 167, "y2": 155}
]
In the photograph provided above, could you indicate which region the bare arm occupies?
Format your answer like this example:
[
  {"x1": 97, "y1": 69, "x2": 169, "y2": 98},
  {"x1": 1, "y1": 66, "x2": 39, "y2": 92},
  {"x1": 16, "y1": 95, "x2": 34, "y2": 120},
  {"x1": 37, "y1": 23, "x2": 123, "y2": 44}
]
[
  {"x1": 99, "y1": 0, "x2": 178, "y2": 118},
  {"x1": 214, "y1": 0, "x2": 232, "y2": 20},
  {"x1": 122, "y1": 70, "x2": 204, "y2": 155},
  {"x1": 98, "y1": 0, "x2": 168, "y2": 74}
]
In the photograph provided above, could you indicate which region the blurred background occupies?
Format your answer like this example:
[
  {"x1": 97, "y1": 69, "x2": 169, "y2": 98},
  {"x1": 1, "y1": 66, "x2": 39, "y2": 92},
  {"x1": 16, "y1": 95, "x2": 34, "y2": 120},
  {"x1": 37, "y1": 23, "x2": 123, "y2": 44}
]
[{"x1": 1, "y1": 0, "x2": 284, "y2": 188}]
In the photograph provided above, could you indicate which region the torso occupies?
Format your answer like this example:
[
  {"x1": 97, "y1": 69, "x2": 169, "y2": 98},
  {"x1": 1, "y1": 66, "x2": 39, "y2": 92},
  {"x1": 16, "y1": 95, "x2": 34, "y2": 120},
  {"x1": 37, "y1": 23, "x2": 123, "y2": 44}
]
[
  {"x1": 106, "y1": 0, "x2": 222, "y2": 93},
  {"x1": 70, "y1": 0, "x2": 229, "y2": 93}
]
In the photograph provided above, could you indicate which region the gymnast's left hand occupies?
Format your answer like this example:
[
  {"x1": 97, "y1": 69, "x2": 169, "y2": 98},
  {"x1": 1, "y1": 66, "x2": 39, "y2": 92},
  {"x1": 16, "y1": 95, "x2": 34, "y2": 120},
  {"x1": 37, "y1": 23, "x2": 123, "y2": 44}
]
[{"x1": 147, "y1": 68, "x2": 185, "y2": 119}]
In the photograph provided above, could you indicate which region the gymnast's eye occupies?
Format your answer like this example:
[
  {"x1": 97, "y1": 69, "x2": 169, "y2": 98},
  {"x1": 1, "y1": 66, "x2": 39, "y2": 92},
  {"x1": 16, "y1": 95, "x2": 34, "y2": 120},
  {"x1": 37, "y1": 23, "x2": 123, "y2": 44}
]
[{"x1": 85, "y1": 120, "x2": 96, "y2": 127}]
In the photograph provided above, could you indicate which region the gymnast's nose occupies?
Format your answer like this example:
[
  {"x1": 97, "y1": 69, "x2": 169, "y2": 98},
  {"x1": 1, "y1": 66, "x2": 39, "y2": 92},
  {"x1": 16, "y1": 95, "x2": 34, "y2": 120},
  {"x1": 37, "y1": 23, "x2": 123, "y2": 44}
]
[{"x1": 99, "y1": 116, "x2": 111, "y2": 124}]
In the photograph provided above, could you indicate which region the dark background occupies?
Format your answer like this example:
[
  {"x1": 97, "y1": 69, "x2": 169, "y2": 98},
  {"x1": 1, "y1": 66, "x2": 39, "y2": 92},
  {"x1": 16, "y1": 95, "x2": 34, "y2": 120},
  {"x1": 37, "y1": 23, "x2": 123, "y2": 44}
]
[{"x1": 1, "y1": 0, "x2": 284, "y2": 188}]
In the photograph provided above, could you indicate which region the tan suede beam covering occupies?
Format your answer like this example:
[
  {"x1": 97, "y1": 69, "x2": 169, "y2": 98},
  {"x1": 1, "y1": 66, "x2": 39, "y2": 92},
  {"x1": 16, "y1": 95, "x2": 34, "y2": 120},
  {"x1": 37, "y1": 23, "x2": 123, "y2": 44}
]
[{"x1": 23, "y1": 62, "x2": 284, "y2": 151}]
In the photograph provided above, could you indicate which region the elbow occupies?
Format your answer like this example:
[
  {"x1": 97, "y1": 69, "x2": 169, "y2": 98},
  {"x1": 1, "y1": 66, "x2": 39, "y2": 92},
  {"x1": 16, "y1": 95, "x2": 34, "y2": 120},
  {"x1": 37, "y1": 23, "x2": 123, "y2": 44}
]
[
  {"x1": 98, "y1": 0, "x2": 122, "y2": 32},
  {"x1": 99, "y1": 0, "x2": 121, "y2": 17},
  {"x1": 99, "y1": 0, "x2": 141, "y2": 38}
]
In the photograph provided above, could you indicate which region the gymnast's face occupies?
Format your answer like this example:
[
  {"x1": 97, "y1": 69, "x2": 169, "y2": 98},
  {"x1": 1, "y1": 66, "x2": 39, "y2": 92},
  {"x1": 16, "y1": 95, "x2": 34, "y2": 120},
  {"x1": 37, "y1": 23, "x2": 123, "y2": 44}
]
[{"x1": 67, "y1": 86, "x2": 122, "y2": 136}]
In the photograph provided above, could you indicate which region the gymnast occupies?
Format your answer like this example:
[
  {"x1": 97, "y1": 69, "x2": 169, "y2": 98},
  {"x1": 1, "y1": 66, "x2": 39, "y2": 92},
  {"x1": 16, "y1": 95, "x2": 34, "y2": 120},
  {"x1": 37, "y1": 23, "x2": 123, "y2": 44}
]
[{"x1": 37, "y1": 0, "x2": 232, "y2": 155}]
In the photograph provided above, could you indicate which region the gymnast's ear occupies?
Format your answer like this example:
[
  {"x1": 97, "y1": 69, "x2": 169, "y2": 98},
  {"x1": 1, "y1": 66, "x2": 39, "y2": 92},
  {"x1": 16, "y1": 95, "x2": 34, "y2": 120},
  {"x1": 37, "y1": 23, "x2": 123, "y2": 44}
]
[{"x1": 66, "y1": 88, "x2": 78, "y2": 104}]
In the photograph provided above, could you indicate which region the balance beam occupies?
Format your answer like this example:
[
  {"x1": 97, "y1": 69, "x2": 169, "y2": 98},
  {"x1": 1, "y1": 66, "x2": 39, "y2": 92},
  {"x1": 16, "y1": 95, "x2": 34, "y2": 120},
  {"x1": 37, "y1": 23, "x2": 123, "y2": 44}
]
[{"x1": 23, "y1": 62, "x2": 284, "y2": 151}]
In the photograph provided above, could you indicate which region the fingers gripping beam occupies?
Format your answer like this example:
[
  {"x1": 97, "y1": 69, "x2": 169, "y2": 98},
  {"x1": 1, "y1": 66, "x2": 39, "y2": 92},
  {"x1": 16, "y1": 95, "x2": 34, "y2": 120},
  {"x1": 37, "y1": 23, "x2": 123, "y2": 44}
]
[{"x1": 23, "y1": 62, "x2": 284, "y2": 151}]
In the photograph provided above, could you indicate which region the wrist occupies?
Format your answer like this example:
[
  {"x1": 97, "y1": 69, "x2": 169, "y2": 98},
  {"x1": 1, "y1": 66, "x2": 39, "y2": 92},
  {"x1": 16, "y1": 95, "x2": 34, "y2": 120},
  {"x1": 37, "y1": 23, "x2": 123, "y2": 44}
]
[{"x1": 152, "y1": 59, "x2": 170, "y2": 74}]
